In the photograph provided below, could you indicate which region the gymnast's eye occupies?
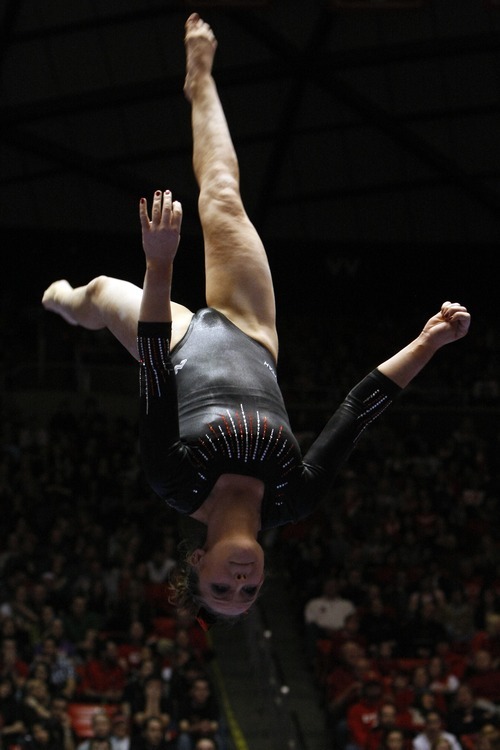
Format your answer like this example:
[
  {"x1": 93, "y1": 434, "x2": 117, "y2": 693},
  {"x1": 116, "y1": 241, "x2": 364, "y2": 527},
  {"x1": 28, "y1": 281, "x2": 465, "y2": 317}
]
[
  {"x1": 211, "y1": 584, "x2": 229, "y2": 595},
  {"x1": 243, "y1": 586, "x2": 258, "y2": 596}
]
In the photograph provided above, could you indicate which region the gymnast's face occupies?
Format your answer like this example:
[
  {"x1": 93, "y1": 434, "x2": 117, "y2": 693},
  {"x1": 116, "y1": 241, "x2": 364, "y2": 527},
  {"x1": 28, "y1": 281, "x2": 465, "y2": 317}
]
[{"x1": 192, "y1": 538, "x2": 265, "y2": 615}]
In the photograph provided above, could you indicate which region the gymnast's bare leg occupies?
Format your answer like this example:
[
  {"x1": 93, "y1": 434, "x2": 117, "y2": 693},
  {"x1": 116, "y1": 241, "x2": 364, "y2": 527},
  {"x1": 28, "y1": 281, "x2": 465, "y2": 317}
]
[{"x1": 184, "y1": 13, "x2": 278, "y2": 362}]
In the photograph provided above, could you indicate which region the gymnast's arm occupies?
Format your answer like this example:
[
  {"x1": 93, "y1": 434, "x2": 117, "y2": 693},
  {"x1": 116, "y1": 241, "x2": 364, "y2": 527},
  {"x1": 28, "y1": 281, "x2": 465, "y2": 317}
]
[
  {"x1": 137, "y1": 191, "x2": 188, "y2": 498},
  {"x1": 299, "y1": 301, "x2": 471, "y2": 501}
]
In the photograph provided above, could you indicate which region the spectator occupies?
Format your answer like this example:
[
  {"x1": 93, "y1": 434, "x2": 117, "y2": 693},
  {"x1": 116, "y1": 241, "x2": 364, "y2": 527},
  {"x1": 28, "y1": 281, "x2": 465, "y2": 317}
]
[
  {"x1": 412, "y1": 710, "x2": 462, "y2": 750},
  {"x1": 366, "y1": 701, "x2": 415, "y2": 750},
  {"x1": 20, "y1": 718, "x2": 65, "y2": 749},
  {"x1": 428, "y1": 655, "x2": 460, "y2": 701},
  {"x1": 131, "y1": 677, "x2": 172, "y2": 738},
  {"x1": 0, "y1": 635, "x2": 30, "y2": 692},
  {"x1": 21, "y1": 677, "x2": 52, "y2": 730},
  {"x1": 463, "y1": 650, "x2": 500, "y2": 706},
  {"x1": 447, "y1": 684, "x2": 493, "y2": 741},
  {"x1": 347, "y1": 676, "x2": 385, "y2": 750},
  {"x1": 63, "y1": 596, "x2": 102, "y2": 651},
  {"x1": 380, "y1": 728, "x2": 411, "y2": 750},
  {"x1": 359, "y1": 597, "x2": 398, "y2": 653},
  {"x1": 304, "y1": 577, "x2": 356, "y2": 664},
  {"x1": 49, "y1": 694, "x2": 77, "y2": 750},
  {"x1": 76, "y1": 710, "x2": 113, "y2": 750},
  {"x1": 79, "y1": 640, "x2": 127, "y2": 704},
  {"x1": 0, "y1": 674, "x2": 26, "y2": 746},
  {"x1": 110, "y1": 714, "x2": 131, "y2": 750},
  {"x1": 400, "y1": 602, "x2": 450, "y2": 659},
  {"x1": 31, "y1": 635, "x2": 77, "y2": 698},
  {"x1": 130, "y1": 716, "x2": 170, "y2": 750},
  {"x1": 175, "y1": 677, "x2": 221, "y2": 750}
]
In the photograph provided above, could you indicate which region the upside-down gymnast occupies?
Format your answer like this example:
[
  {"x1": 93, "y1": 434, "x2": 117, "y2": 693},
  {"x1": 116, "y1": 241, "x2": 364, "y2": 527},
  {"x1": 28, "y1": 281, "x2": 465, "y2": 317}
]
[{"x1": 42, "y1": 13, "x2": 471, "y2": 627}]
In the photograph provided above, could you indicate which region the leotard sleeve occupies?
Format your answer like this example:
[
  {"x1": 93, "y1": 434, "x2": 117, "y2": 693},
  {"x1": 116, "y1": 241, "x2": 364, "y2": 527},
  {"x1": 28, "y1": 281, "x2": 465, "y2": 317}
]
[
  {"x1": 137, "y1": 321, "x2": 194, "y2": 504},
  {"x1": 296, "y1": 369, "x2": 402, "y2": 517}
]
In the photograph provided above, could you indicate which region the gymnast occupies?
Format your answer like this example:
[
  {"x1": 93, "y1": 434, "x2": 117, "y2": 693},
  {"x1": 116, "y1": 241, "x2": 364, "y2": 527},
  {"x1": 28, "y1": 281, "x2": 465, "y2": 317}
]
[{"x1": 42, "y1": 13, "x2": 471, "y2": 627}]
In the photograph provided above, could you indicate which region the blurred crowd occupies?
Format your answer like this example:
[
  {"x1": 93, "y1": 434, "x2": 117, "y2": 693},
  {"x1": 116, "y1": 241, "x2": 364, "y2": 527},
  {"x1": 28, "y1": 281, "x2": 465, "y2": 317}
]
[
  {"x1": 0, "y1": 397, "x2": 224, "y2": 750},
  {"x1": 275, "y1": 316, "x2": 500, "y2": 750}
]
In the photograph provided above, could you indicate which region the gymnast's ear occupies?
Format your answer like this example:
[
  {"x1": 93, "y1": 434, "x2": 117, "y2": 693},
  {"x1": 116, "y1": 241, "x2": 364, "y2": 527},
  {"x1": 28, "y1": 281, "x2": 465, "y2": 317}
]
[{"x1": 189, "y1": 549, "x2": 205, "y2": 567}]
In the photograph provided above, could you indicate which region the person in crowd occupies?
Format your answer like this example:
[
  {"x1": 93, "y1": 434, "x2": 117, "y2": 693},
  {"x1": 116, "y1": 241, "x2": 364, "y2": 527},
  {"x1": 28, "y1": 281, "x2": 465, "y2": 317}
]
[
  {"x1": 130, "y1": 716, "x2": 171, "y2": 750},
  {"x1": 175, "y1": 677, "x2": 221, "y2": 750},
  {"x1": 0, "y1": 674, "x2": 26, "y2": 746},
  {"x1": 31, "y1": 635, "x2": 77, "y2": 698},
  {"x1": 41, "y1": 13, "x2": 471, "y2": 627},
  {"x1": 447, "y1": 684, "x2": 493, "y2": 741},
  {"x1": 130, "y1": 676, "x2": 172, "y2": 739},
  {"x1": 20, "y1": 718, "x2": 65, "y2": 750},
  {"x1": 346, "y1": 676, "x2": 385, "y2": 750},
  {"x1": 412, "y1": 710, "x2": 462, "y2": 750},
  {"x1": 79, "y1": 639, "x2": 127, "y2": 704},
  {"x1": 110, "y1": 714, "x2": 131, "y2": 750},
  {"x1": 463, "y1": 650, "x2": 500, "y2": 706},
  {"x1": 304, "y1": 577, "x2": 357, "y2": 665},
  {"x1": 76, "y1": 710, "x2": 113, "y2": 750}
]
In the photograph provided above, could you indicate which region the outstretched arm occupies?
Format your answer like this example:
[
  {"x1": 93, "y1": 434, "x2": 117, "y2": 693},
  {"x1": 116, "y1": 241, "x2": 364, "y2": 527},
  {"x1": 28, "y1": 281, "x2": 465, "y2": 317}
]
[
  {"x1": 138, "y1": 189, "x2": 183, "y2": 323},
  {"x1": 377, "y1": 301, "x2": 470, "y2": 388}
]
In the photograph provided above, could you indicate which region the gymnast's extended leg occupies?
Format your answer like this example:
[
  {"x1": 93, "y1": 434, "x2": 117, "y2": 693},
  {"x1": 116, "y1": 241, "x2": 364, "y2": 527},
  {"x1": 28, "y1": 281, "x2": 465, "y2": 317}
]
[{"x1": 184, "y1": 13, "x2": 278, "y2": 361}]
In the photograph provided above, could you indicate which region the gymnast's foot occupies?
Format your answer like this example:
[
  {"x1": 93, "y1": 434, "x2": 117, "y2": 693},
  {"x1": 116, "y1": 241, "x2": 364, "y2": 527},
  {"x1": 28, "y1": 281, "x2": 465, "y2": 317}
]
[
  {"x1": 42, "y1": 280, "x2": 78, "y2": 325},
  {"x1": 184, "y1": 13, "x2": 218, "y2": 102}
]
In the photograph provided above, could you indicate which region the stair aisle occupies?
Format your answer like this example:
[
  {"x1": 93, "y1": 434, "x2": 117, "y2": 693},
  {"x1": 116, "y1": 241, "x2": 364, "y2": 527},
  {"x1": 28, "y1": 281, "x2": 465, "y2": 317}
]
[{"x1": 209, "y1": 567, "x2": 329, "y2": 750}]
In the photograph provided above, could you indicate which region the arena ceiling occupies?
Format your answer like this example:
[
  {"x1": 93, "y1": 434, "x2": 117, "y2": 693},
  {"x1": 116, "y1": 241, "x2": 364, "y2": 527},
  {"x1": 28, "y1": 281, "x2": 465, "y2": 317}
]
[{"x1": 2, "y1": 0, "x2": 500, "y2": 317}]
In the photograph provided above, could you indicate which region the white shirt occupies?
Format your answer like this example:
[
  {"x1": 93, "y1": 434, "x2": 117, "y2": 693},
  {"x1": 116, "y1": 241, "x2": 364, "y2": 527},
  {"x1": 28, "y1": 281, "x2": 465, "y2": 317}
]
[
  {"x1": 413, "y1": 731, "x2": 462, "y2": 750},
  {"x1": 304, "y1": 596, "x2": 355, "y2": 630}
]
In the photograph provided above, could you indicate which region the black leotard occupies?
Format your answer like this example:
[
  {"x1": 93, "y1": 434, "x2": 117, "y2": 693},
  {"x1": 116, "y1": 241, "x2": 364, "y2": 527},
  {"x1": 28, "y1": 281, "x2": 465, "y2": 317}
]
[{"x1": 138, "y1": 308, "x2": 401, "y2": 529}]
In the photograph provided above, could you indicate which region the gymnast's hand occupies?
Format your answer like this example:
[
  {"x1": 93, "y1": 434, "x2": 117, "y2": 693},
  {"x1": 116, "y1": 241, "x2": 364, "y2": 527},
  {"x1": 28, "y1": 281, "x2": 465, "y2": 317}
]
[
  {"x1": 421, "y1": 301, "x2": 471, "y2": 350},
  {"x1": 139, "y1": 190, "x2": 183, "y2": 266}
]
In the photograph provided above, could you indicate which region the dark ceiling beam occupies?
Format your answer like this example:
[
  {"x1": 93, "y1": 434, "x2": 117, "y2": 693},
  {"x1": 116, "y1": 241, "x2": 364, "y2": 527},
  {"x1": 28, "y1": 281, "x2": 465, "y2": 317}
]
[
  {"x1": 0, "y1": 0, "x2": 26, "y2": 78},
  {"x1": 246, "y1": 9, "x2": 336, "y2": 224},
  {"x1": 0, "y1": 126, "x2": 200, "y2": 231},
  {"x1": 229, "y1": 9, "x2": 500, "y2": 217},
  {"x1": 8, "y1": 4, "x2": 187, "y2": 43}
]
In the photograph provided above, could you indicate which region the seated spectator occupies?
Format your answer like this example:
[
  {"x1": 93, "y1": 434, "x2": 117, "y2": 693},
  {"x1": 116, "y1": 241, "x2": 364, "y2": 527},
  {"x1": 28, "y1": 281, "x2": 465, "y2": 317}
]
[
  {"x1": 0, "y1": 635, "x2": 30, "y2": 692},
  {"x1": 366, "y1": 701, "x2": 415, "y2": 750},
  {"x1": 380, "y1": 728, "x2": 411, "y2": 750},
  {"x1": 175, "y1": 677, "x2": 221, "y2": 750},
  {"x1": 475, "y1": 723, "x2": 500, "y2": 750},
  {"x1": 194, "y1": 740, "x2": 218, "y2": 750},
  {"x1": 400, "y1": 602, "x2": 450, "y2": 659},
  {"x1": 110, "y1": 714, "x2": 131, "y2": 750},
  {"x1": 122, "y1": 657, "x2": 159, "y2": 719},
  {"x1": 22, "y1": 677, "x2": 52, "y2": 730},
  {"x1": 31, "y1": 635, "x2": 77, "y2": 698},
  {"x1": 117, "y1": 621, "x2": 151, "y2": 676},
  {"x1": 347, "y1": 677, "x2": 385, "y2": 750},
  {"x1": 304, "y1": 577, "x2": 356, "y2": 664},
  {"x1": 76, "y1": 710, "x2": 113, "y2": 750},
  {"x1": 359, "y1": 597, "x2": 398, "y2": 654},
  {"x1": 463, "y1": 650, "x2": 500, "y2": 706},
  {"x1": 130, "y1": 715, "x2": 170, "y2": 750},
  {"x1": 428, "y1": 656, "x2": 460, "y2": 701},
  {"x1": 131, "y1": 677, "x2": 172, "y2": 738},
  {"x1": 0, "y1": 674, "x2": 26, "y2": 746},
  {"x1": 412, "y1": 710, "x2": 462, "y2": 750},
  {"x1": 326, "y1": 641, "x2": 371, "y2": 727},
  {"x1": 79, "y1": 640, "x2": 127, "y2": 704},
  {"x1": 20, "y1": 718, "x2": 67, "y2": 749},
  {"x1": 408, "y1": 690, "x2": 448, "y2": 735},
  {"x1": 63, "y1": 596, "x2": 102, "y2": 652},
  {"x1": 447, "y1": 684, "x2": 493, "y2": 740},
  {"x1": 49, "y1": 694, "x2": 78, "y2": 750}
]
